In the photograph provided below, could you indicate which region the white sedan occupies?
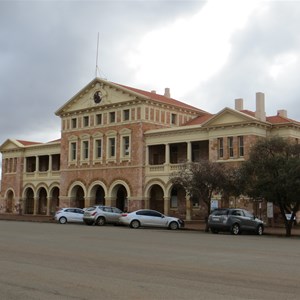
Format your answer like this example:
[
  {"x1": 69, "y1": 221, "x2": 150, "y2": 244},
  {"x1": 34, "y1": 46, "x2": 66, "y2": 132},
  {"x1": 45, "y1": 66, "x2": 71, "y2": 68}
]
[
  {"x1": 54, "y1": 208, "x2": 84, "y2": 224},
  {"x1": 119, "y1": 209, "x2": 184, "y2": 230}
]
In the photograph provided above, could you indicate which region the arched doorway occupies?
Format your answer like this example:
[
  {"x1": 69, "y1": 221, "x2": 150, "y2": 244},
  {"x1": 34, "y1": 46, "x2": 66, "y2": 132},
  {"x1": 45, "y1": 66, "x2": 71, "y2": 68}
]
[
  {"x1": 24, "y1": 188, "x2": 34, "y2": 214},
  {"x1": 95, "y1": 186, "x2": 105, "y2": 205},
  {"x1": 116, "y1": 186, "x2": 127, "y2": 212},
  {"x1": 89, "y1": 185, "x2": 106, "y2": 206},
  {"x1": 38, "y1": 188, "x2": 47, "y2": 215},
  {"x1": 149, "y1": 185, "x2": 164, "y2": 213},
  {"x1": 71, "y1": 186, "x2": 85, "y2": 208},
  {"x1": 6, "y1": 190, "x2": 14, "y2": 213}
]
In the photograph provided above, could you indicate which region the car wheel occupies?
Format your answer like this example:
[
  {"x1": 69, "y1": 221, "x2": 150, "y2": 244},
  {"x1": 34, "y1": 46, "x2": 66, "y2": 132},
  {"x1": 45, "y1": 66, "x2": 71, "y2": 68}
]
[
  {"x1": 231, "y1": 223, "x2": 240, "y2": 235},
  {"x1": 257, "y1": 225, "x2": 264, "y2": 235},
  {"x1": 96, "y1": 217, "x2": 106, "y2": 226},
  {"x1": 59, "y1": 217, "x2": 67, "y2": 224},
  {"x1": 211, "y1": 228, "x2": 219, "y2": 234},
  {"x1": 169, "y1": 221, "x2": 179, "y2": 230},
  {"x1": 130, "y1": 220, "x2": 140, "y2": 229}
]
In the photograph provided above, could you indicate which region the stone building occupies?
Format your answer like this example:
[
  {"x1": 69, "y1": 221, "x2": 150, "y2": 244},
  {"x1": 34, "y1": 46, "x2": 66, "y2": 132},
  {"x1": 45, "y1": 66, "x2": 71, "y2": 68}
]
[{"x1": 1, "y1": 77, "x2": 300, "y2": 221}]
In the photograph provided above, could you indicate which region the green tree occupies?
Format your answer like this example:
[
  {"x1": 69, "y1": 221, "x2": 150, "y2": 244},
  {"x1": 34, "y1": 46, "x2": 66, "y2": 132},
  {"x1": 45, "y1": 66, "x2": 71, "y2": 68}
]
[
  {"x1": 239, "y1": 137, "x2": 300, "y2": 237},
  {"x1": 170, "y1": 160, "x2": 228, "y2": 231}
]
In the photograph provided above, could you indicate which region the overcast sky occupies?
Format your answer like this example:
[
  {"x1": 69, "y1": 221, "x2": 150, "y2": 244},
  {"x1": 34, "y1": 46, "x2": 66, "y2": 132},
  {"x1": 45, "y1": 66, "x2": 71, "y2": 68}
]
[{"x1": 1, "y1": 0, "x2": 300, "y2": 167}]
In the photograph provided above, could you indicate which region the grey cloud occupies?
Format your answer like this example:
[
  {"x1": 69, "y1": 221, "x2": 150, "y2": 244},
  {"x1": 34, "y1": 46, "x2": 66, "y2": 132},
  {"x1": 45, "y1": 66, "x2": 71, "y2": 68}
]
[{"x1": 186, "y1": 1, "x2": 300, "y2": 120}]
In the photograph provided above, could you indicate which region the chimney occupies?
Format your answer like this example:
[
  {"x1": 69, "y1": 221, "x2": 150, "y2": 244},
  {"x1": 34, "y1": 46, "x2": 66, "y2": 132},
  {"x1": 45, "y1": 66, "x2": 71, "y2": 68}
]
[
  {"x1": 277, "y1": 109, "x2": 287, "y2": 118},
  {"x1": 235, "y1": 98, "x2": 244, "y2": 111},
  {"x1": 255, "y1": 92, "x2": 266, "y2": 122},
  {"x1": 151, "y1": 90, "x2": 156, "y2": 94},
  {"x1": 164, "y1": 87, "x2": 170, "y2": 98}
]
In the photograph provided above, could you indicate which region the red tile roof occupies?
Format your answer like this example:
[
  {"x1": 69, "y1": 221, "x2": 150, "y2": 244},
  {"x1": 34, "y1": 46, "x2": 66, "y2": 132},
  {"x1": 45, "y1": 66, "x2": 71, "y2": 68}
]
[
  {"x1": 267, "y1": 115, "x2": 300, "y2": 124},
  {"x1": 17, "y1": 140, "x2": 42, "y2": 146},
  {"x1": 115, "y1": 83, "x2": 207, "y2": 113},
  {"x1": 240, "y1": 110, "x2": 300, "y2": 125},
  {"x1": 184, "y1": 114, "x2": 214, "y2": 125},
  {"x1": 240, "y1": 110, "x2": 255, "y2": 117}
]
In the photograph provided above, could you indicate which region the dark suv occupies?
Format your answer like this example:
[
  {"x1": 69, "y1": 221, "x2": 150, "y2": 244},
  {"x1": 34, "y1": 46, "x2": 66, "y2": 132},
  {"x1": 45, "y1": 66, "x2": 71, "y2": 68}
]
[{"x1": 208, "y1": 208, "x2": 264, "y2": 235}]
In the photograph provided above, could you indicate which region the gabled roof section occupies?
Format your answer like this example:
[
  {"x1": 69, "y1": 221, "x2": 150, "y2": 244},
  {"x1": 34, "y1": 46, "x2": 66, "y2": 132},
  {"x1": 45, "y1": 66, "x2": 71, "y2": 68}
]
[
  {"x1": 17, "y1": 139, "x2": 42, "y2": 146},
  {"x1": 55, "y1": 77, "x2": 208, "y2": 116},
  {"x1": 0, "y1": 139, "x2": 41, "y2": 151},
  {"x1": 0, "y1": 138, "x2": 61, "y2": 152},
  {"x1": 201, "y1": 107, "x2": 259, "y2": 127}
]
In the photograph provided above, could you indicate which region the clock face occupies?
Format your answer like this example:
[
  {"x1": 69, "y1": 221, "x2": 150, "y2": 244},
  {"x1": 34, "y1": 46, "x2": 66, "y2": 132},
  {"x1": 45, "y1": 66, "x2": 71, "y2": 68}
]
[{"x1": 93, "y1": 91, "x2": 102, "y2": 104}]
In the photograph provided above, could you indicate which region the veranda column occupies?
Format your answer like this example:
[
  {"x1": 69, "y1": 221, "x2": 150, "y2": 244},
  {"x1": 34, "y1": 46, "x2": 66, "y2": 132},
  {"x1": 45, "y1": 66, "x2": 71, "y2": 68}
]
[
  {"x1": 24, "y1": 157, "x2": 27, "y2": 173},
  {"x1": 145, "y1": 146, "x2": 149, "y2": 165},
  {"x1": 49, "y1": 155, "x2": 52, "y2": 172},
  {"x1": 35, "y1": 156, "x2": 39, "y2": 173},
  {"x1": 164, "y1": 196, "x2": 170, "y2": 216},
  {"x1": 105, "y1": 196, "x2": 113, "y2": 207},
  {"x1": 33, "y1": 196, "x2": 38, "y2": 215},
  {"x1": 185, "y1": 194, "x2": 192, "y2": 221},
  {"x1": 165, "y1": 144, "x2": 170, "y2": 165},
  {"x1": 46, "y1": 196, "x2": 51, "y2": 215},
  {"x1": 144, "y1": 196, "x2": 150, "y2": 209},
  {"x1": 187, "y1": 141, "x2": 192, "y2": 162},
  {"x1": 85, "y1": 196, "x2": 92, "y2": 208}
]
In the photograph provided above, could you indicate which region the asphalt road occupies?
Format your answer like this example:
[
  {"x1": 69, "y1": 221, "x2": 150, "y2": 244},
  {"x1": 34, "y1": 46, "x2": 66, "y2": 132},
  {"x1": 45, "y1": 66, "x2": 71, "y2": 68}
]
[{"x1": 0, "y1": 221, "x2": 299, "y2": 300}]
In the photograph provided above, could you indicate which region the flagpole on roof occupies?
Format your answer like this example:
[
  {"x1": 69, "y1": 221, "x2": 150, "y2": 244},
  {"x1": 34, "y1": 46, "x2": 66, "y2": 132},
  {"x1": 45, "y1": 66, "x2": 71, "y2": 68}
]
[{"x1": 95, "y1": 32, "x2": 100, "y2": 78}]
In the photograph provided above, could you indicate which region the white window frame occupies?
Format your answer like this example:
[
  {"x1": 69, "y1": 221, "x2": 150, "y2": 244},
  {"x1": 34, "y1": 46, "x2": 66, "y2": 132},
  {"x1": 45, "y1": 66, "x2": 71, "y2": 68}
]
[
  {"x1": 120, "y1": 129, "x2": 132, "y2": 161},
  {"x1": 81, "y1": 140, "x2": 89, "y2": 161},
  {"x1": 218, "y1": 138, "x2": 224, "y2": 159},
  {"x1": 94, "y1": 138, "x2": 102, "y2": 161},
  {"x1": 238, "y1": 136, "x2": 244, "y2": 157},
  {"x1": 122, "y1": 136, "x2": 130, "y2": 158},
  {"x1": 106, "y1": 131, "x2": 117, "y2": 162},
  {"x1": 108, "y1": 137, "x2": 116, "y2": 158},
  {"x1": 69, "y1": 142, "x2": 77, "y2": 162}
]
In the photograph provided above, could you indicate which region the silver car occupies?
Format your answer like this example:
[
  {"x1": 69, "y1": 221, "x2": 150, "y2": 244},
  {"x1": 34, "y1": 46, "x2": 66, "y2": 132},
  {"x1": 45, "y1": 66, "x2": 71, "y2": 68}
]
[
  {"x1": 54, "y1": 208, "x2": 84, "y2": 224},
  {"x1": 119, "y1": 209, "x2": 184, "y2": 230},
  {"x1": 83, "y1": 205, "x2": 123, "y2": 226},
  {"x1": 208, "y1": 208, "x2": 264, "y2": 235}
]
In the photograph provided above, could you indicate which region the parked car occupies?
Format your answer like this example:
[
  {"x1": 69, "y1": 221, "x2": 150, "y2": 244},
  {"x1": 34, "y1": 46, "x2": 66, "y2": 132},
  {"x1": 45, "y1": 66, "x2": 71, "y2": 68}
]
[
  {"x1": 54, "y1": 208, "x2": 84, "y2": 224},
  {"x1": 83, "y1": 205, "x2": 123, "y2": 226},
  {"x1": 208, "y1": 208, "x2": 264, "y2": 235},
  {"x1": 119, "y1": 209, "x2": 185, "y2": 230}
]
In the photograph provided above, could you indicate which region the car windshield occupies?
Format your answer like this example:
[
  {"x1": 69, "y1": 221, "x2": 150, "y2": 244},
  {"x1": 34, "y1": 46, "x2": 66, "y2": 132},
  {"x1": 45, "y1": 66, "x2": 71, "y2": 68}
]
[
  {"x1": 243, "y1": 210, "x2": 254, "y2": 218},
  {"x1": 211, "y1": 209, "x2": 229, "y2": 216},
  {"x1": 86, "y1": 206, "x2": 97, "y2": 211}
]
